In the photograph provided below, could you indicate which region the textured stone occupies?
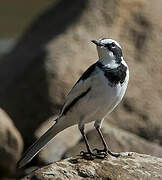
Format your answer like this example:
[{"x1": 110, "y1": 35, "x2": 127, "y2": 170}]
[
  {"x1": 22, "y1": 153, "x2": 162, "y2": 180},
  {"x1": 0, "y1": 108, "x2": 23, "y2": 177}
]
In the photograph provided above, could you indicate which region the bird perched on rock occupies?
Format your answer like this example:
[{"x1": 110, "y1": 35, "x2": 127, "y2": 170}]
[{"x1": 18, "y1": 38, "x2": 129, "y2": 168}]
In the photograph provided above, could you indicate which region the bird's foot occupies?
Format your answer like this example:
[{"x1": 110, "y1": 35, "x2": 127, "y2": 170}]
[
  {"x1": 93, "y1": 148, "x2": 107, "y2": 158},
  {"x1": 93, "y1": 148, "x2": 120, "y2": 158},
  {"x1": 80, "y1": 150, "x2": 95, "y2": 160}
]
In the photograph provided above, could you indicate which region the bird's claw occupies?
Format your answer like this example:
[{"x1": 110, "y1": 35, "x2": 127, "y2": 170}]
[
  {"x1": 93, "y1": 148, "x2": 120, "y2": 158},
  {"x1": 93, "y1": 148, "x2": 106, "y2": 154},
  {"x1": 93, "y1": 148, "x2": 108, "y2": 158},
  {"x1": 79, "y1": 149, "x2": 120, "y2": 160},
  {"x1": 80, "y1": 150, "x2": 95, "y2": 160}
]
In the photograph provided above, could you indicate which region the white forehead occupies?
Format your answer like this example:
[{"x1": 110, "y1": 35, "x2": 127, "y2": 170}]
[{"x1": 100, "y1": 38, "x2": 121, "y2": 49}]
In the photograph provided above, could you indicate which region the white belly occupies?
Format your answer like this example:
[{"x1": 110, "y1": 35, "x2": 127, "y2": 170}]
[
  {"x1": 62, "y1": 64, "x2": 129, "y2": 127},
  {"x1": 81, "y1": 68, "x2": 129, "y2": 124}
]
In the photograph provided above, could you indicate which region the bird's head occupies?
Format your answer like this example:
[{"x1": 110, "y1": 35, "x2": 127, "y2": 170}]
[{"x1": 91, "y1": 38, "x2": 123, "y2": 65}]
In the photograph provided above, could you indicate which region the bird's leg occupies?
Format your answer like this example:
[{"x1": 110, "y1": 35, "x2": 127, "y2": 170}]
[
  {"x1": 94, "y1": 126, "x2": 120, "y2": 158},
  {"x1": 79, "y1": 125, "x2": 95, "y2": 160},
  {"x1": 93, "y1": 120, "x2": 120, "y2": 158}
]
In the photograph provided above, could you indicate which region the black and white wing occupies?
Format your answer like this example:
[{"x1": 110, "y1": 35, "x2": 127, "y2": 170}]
[{"x1": 60, "y1": 62, "x2": 97, "y2": 116}]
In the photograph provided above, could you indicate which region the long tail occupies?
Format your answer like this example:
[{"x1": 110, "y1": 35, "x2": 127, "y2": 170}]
[{"x1": 17, "y1": 118, "x2": 68, "y2": 168}]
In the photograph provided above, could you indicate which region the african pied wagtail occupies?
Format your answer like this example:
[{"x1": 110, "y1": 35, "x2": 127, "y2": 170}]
[{"x1": 18, "y1": 38, "x2": 129, "y2": 168}]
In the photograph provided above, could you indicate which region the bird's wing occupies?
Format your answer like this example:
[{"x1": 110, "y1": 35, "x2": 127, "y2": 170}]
[{"x1": 60, "y1": 62, "x2": 97, "y2": 116}]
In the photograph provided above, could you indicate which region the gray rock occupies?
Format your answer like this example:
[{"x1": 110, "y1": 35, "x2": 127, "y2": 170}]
[
  {"x1": 22, "y1": 153, "x2": 162, "y2": 180},
  {"x1": 0, "y1": 108, "x2": 23, "y2": 177}
]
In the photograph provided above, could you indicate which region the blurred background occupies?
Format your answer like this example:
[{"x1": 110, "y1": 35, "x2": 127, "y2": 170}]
[
  {"x1": 0, "y1": 0, "x2": 54, "y2": 56},
  {"x1": 0, "y1": 0, "x2": 162, "y2": 179}
]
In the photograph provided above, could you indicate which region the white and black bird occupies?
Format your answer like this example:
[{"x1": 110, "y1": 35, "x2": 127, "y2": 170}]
[{"x1": 18, "y1": 38, "x2": 129, "y2": 168}]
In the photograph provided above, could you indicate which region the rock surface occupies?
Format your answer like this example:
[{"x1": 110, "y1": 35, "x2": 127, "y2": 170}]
[
  {"x1": 22, "y1": 153, "x2": 162, "y2": 180},
  {"x1": 105, "y1": 0, "x2": 162, "y2": 145},
  {"x1": 64, "y1": 123, "x2": 162, "y2": 159},
  {"x1": 0, "y1": 0, "x2": 88, "y2": 147},
  {"x1": 0, "y1": 108, "x2": 23, "y2": 177}
]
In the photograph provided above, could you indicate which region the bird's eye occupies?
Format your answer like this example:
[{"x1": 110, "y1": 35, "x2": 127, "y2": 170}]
[{"x1": 111, "y1": 42, "x2": 115, "y2": 47}]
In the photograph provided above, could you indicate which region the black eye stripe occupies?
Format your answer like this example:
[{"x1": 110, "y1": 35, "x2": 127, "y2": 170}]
[{"x1": 104, "y1": 42, "x2": 116, "y2": 48}]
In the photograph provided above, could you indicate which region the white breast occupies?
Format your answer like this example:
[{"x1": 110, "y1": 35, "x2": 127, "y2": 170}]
[
  {"x1": 88, "y1": 63, "x2": 129, "y2": 121},
  {"x1": 65, "y1": 61, "x2": 129, "y2": 126}
]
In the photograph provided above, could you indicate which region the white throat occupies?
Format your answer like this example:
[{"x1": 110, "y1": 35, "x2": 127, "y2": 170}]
[{"x1": 97, "y1": 46, "x2": 119, "y2": 69}]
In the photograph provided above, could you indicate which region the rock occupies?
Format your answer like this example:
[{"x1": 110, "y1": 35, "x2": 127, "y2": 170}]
[
  {"x1": 0, "y1": 108, "x2": 23, "y2": 177},
  {"x1": 0, "y1": 0, "x2": 88, "y2": 147},
  {"x1": 105, "y1": 0, "x2": 162, "y2": 145},
  {"x1": 22, "y1": 153, "x2": 162, "y2": 180},
  {"x1": 64, "y1": 123, "x2": 162, "y2": 159}
]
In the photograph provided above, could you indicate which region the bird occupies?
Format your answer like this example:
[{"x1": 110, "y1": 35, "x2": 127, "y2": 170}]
[{"x1": 18, "y1": 38, "x2": 129, "y2": 168}]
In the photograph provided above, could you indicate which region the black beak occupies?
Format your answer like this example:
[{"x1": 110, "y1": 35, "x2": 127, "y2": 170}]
[{"x1": 91, "y1": 40, "x2": 103, "y2": 46}]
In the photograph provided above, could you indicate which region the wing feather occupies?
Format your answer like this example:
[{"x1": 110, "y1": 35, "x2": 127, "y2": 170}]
[{"x1": 60, "y1": 62, "x2": 97, "y2": 116}]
